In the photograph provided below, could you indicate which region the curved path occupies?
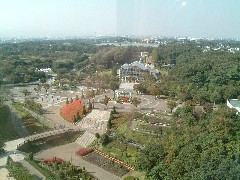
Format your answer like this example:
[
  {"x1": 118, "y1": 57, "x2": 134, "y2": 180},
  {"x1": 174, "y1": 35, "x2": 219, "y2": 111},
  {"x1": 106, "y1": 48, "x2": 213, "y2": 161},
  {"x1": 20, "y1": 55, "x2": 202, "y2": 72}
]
[{"x1": 0, "y1": 128, "x2": 72, "y2": 166}]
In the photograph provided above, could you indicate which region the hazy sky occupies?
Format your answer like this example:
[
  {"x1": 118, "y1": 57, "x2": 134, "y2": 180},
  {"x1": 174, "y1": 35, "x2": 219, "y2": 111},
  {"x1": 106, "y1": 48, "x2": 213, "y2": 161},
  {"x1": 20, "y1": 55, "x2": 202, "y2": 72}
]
[{"x1": 0, "y1": 0, "x2": 240, "y2": 38}]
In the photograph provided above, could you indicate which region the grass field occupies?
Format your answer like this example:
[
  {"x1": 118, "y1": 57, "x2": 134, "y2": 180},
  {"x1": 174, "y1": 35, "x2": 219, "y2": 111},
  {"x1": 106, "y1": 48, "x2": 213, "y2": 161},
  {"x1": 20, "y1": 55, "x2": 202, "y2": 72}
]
[
  {"x1": 116, "y1": 121, "x2": 153, "y2": 145},
  {"x1": 0, "y1": 104, "x2": 19, "y2": 142}
]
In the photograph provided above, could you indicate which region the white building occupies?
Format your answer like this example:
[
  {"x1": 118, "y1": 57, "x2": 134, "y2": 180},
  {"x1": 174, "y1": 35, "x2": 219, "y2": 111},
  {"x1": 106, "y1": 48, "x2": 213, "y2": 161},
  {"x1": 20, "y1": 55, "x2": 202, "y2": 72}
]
[
  {"x1": 117, "y1": 61, "x2": 160, "y2": 83},
  {"x1": 117, "y1": 61, "x2": 149, "y2": 83}
]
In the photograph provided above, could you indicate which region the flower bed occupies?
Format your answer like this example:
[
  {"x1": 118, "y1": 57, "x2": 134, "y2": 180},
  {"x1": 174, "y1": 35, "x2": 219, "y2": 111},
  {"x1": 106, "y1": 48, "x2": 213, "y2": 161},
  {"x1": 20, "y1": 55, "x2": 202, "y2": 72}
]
[
  {"x1": 76, "y1": 148, "x2": 94, "y2": 156},
  {"x1": 82, "y1": 152, "x2": 130, "y2": 177},
  {"x1": 122, "y1": 97, "x2": 129, "y2": 102},
  {"x1": 94, "y1": 149, "x2": 134, "y2": 170},
  {"x1": 60, "y1": 100, "x2": 83, "y2": 123},
  {"x1": 82, "y1": 152, "x2": 111, "y2": 167},
  {"x1": 43, "y1": 157, "x2": 64, "y2": 165}
]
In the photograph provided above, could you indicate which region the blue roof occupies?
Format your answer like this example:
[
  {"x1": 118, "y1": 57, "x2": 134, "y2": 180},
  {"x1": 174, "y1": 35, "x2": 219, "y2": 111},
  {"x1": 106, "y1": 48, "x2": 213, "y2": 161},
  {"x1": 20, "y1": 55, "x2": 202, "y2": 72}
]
[{"x1": 229, "y1": 99, "x2": 240, "y2": 108}]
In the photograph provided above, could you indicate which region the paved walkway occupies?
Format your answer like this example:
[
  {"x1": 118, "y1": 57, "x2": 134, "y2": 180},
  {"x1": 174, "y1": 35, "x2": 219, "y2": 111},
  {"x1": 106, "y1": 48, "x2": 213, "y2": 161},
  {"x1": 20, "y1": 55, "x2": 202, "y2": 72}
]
[
  {"x1": 0, "y1": 168, "x2": 15, "y2": 180},
  {"x1": 20, "y1": 159, "x2": 45, "y2": 180},
  {"x1": 35, "y1": 143, "x2": 122, "y2": 180},
  {"x1": 4, "y1": 101, "x2": 29, "y2": 137},
  {"x1": 75, "y1": 131, "x2": 96, "y2": 147},
  {"x1": 76, "y1": 110, "x2": 110, "y2": 134},
  {"x1": 0, "y1": 128, "x2": 72, "y2": 166}
]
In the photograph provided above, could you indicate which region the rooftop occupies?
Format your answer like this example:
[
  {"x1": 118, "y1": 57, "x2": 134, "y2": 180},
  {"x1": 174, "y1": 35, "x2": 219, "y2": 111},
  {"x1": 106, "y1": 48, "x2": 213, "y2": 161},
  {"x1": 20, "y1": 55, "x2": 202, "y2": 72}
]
[{"x1": 229, "y1": 99, "x2": 240, "y2": 108}]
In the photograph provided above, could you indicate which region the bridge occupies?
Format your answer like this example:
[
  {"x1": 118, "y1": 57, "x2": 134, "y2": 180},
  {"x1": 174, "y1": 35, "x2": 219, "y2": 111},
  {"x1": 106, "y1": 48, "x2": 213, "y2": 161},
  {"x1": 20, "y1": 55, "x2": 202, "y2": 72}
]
[{"x1": 4, "y1": 128, "x2": 77, "y2": 152}]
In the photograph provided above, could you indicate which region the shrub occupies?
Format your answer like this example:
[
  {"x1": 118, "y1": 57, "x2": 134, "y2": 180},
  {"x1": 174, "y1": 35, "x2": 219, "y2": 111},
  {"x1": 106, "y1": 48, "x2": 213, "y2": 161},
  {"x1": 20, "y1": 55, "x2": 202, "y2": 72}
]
[
  {"x1": 76, "y1": 148, "x2": 94, "y2": 156},
  {"x1": 100, "y1": 134, "x2": 110, "y2": 146},
  {"x1": 113, "y1": 106, "x2": 117, "y2": 114},
  {"x1": 124, "y1": 176, "x2": 139, "y2": 180},
  {"x1": 95, "y1": 133, "x2": 100, "y2": 138},
  {"x1": 28, "y1": 152, "x2": 33, "y2": 160}
]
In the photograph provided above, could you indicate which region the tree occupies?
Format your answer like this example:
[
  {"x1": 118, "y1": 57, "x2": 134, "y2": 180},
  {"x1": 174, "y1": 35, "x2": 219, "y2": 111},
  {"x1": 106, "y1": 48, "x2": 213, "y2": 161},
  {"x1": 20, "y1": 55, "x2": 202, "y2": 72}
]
[
  {"x1": 21, "y1": 89, "x2": 31, "y2": 98},
  {"x1": 109, "y1": 80, "x2": 119, "y2": 99},
  {"x1": 131, "y1": 97, "x2": 141, "y2": 108},
  {"x1": 88, "y1": 102, "x2": 92, "y2": 110},
  {"x1": 85, "y1": 90, "x2": 94, "y2": 99},
  {"x1": 151, "y1": 48, "x2": 160, "y2": 65},
  {"x1": 28, "y1": 152, "x2": 33, "y2": 160},
  {"x1": 85, "y1": 90, "x2": 94, "y2": 109},
  {"x1": 95, "y1": 133, "x2": 100, "y2": 138},
  {"x1": 76, "y1": 111, "x2": 81, "y2": 120},
  {"x1": 103, "y1": 95, "x2": 109, "y2": 107},
  {"x1": 108, "y1": 114, "x2": 113, "y2": 129},
  {"x1": 167, "y1": 99, "x2": 177, "y2": 113},
  {"x1": 133, "y1": 83, "x2": 147, "y2": 94},
  {"x1": 66, "y1": 98, "x2": 69, "y2": 104},
  {"x1": 107, "y1": 119, "x2": 112, "y2": 129},
  {"x1": 100, "y1": 133, "x2": 110, "y2": 146},
  {"x1": 112, "y1": 106, "x2": 117, "y2": 114},
  {"x1": 34, "y1": 84, "x2": 41, "y2": 95},
  {"x1": 73, "y1": 115, "x2": 77, "y2": 123},
  {"x1": 40, "y1": 78, "x2": 46, "y2": 83},
  {"x1": 6, "y1": 156, "x2": 12, "y2": 166},
  {"x1": 43, "y1": 83, "x2": 50, "y2": 92},
  {"x1": 82, "y1": 105, "x2": 86, "y2": 115},
  {"x1": 58, "y1": 170, "x2": 64, "y2": 179},
  {"x1": 136, "y1": 140, "x2": 165, "y2": 172}
]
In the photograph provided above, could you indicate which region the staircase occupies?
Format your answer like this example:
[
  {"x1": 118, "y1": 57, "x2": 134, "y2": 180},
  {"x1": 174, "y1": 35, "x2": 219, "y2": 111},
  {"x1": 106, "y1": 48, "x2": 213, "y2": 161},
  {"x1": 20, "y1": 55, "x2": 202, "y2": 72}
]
[{"x1": 75, "y1": 131, "x2": 96, "y2": 147}]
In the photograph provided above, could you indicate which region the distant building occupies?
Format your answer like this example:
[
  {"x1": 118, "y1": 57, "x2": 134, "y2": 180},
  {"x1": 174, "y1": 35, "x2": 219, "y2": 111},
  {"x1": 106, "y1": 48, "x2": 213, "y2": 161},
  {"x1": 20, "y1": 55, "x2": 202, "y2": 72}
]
[
  {"x1": 227, "y1": 99, "x2": 240, "y2": 114},
  {"x1": 35, "y1": 68, "x2": 52, "y2": 73},
  {"x1": 178, "y1": 37, "x2": 188, "y2": 43},
  {"x1": 117, "y1": 61, "x2": 148, "y2": 83}
]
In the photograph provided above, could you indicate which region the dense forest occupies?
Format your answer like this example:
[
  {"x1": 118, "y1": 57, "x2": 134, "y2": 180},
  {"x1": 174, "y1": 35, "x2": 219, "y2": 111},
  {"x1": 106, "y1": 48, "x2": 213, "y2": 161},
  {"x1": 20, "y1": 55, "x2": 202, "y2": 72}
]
[
  {"x1": 0, "y1": 40, "x2": 151, "y2": 84},
  {"x1": 134, "y1": 42, "x2": 240, "y2": 179},
  {"x1": 136, "y1": 106, "x2": 240, "y2": 179},
  {"x1": 148, "y1": 43, "x2": 240, "y2": 105}
]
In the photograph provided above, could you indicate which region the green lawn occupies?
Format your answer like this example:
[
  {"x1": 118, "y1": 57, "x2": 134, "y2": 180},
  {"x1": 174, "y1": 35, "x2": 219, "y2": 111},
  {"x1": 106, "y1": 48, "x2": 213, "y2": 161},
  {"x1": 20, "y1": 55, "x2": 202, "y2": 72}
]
[
  {"x1": 102, "y1": 145, "x2": 139, "y2": 167},
  {"x1": 0, "y1": 104, "x2": 19, "y2": 142},
  {"x1": 116, "y1": 121, "x2": 153, "y2": 145}
]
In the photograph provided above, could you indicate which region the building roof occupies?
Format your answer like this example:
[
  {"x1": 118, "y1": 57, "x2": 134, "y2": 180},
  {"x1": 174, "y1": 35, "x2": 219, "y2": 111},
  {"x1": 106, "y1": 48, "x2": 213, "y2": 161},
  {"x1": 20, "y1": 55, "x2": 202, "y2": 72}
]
[
  {"x1": 228, "y1": 99, "x2": 240, "y2": 113},
  {"x1": 229, "y1": 99, "x2": 240, "y2": 108},
  {"x1": 120, "y1": 61, "x2": 148, "y2": 70}
]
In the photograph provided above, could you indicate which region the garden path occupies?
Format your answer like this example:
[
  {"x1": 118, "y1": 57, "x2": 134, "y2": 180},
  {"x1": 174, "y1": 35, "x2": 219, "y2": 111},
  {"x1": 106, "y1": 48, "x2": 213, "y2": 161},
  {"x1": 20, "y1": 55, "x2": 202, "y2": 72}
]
[
  {"x1": 76, "y1": 109, "x2": 110, "y2": 134},
  {"x1": 19, "y1": 159, "x2": 46, "y2": 180},
  {"x1": 75, "y1": 131, "x2": 96, "y2": 147},
  {"x1": 35, "y1": 142, "x2": 122, "y2": 180},
  {"x1": 0, "y1": 168, "x2": 15, "y2": 180}
]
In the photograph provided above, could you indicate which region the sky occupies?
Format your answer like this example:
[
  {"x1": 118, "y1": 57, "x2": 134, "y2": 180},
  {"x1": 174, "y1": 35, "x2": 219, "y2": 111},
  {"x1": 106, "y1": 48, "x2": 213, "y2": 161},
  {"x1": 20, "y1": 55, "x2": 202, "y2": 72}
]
[{"x1": 0, "y1": 0, "x2": 240, "y2": 38}]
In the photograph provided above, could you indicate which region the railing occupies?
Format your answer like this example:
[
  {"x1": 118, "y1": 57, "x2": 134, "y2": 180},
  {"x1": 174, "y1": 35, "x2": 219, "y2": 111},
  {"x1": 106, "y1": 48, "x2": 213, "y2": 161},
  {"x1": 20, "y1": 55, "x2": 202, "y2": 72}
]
[
  {"x1": 94, "y1": 149, "x2": 135, "y2": 171},
  {"x1": 16, "y1": 128, "x2": 75, "y2": 149}
]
